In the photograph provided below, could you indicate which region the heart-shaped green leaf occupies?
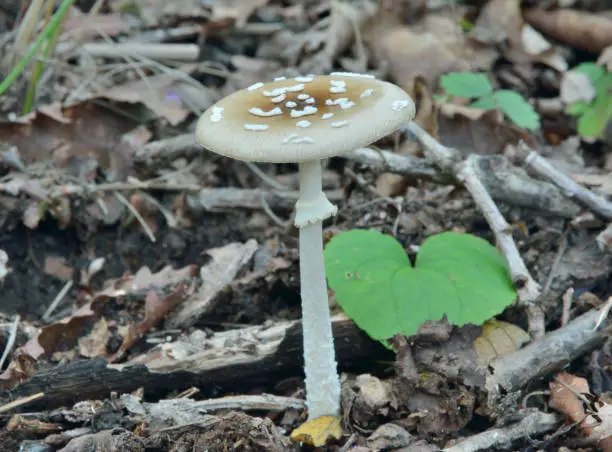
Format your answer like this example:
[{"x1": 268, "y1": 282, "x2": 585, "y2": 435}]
[{"x1": 324, "y1": 230, "x2": 517, "y2": 340}]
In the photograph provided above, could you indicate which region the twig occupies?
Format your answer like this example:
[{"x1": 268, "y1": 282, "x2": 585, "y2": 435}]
[
  {"x1": 187, "y1": 187, "x2": 345, "y2": 214},
  {"x1": 82, "y1": 43, "x2": 200, "y2": 61},
  {"x1": 442, "y1": 411, "x2": 559, "y2": 452},
  {"x1": 457, "y1": 156, "x2": 541, "y2": 304},
  {"x1": 0, "y1": 315, "x2": 20, "y2": 370},
  {"x1": 586, "y1": 296, "x2": 612, "y2": 332},
  {"x1": 0, "y1": 392, "x2": 45, "y2": 414},
  {"x1": 517, "y1": 141, "x2": 612, "y2": 220},
  {"x1": 542, "y1": 227, "x2": 570, "y2": 297},
  {"x1": 243, "y1": 162, "x2": 290, "y2": 191},
  {"x1": 561, "y1": 287, "x2": 574, "y2": 327},
  {"x1": 114, "y1": 191, "x2": 156, "y2": 243},
  {"x1": 259, "y1": 193, "x2": 290, "y2": 228},
  {"x1": 42, "y1": 280, "x2": 73, "y2": 322}
]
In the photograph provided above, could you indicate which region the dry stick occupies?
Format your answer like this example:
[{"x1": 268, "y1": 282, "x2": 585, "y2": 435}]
[
  {"x1": 42, "y1": 280, "x2": 73, "y2": 322},
  {"x1": 114, "y1": 191, "x2": 156, "y2": 243},
  {"x1": 146, "y1": 394, "x2": 305, "y2": 415},
  {"x1": 0, "y1": 315, "x2": 20, "y2": 370},
  {"x1": 0, "y1": 392, "x2": 45, "y2": 414},
  {"x1": 442, "y1": 411, "x2": 559, "y2": 452},
  {"x1": 457, "y1": 156, "x2": 541, "y2": 304},
  {"x1": 518, "y1": 141, "x2": 612, "y2": 220}
]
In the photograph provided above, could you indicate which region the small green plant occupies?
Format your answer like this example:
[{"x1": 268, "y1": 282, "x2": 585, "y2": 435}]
[
  {"x1": 324, "y1": 229, "x2": 517, "y2": 341},
  {"x1": 439, "y1": 72, "x2": 540, "y2": 131},
  {"x1": 565, "y1": 62, "x2": 612, "y2": 140}
]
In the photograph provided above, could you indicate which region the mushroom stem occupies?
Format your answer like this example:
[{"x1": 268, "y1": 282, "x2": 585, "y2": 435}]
[{"x1": 295, "y1": 159, "x2": 341, "y2": 419}]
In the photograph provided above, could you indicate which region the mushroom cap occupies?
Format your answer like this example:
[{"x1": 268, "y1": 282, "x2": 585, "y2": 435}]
[{"x1": 195, "y1": 73, "x2": 416, "y2": 163}]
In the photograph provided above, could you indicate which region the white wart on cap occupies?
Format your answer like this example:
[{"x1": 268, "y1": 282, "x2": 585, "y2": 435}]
[{"x1": 195, "y1": 73, "x2": 416, "y2": 163}]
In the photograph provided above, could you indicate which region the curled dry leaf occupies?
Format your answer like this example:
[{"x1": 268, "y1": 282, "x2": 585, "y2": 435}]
[
  {"x1": 524, "y1": 8, "x2": 612, "y2": 54},
  {"x1": 549, "y1": 371, "x2": 612, "y2": 450}
]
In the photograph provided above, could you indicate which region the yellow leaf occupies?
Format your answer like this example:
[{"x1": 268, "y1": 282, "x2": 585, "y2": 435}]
[
  {"x1": 290, "y1": 415, "x2": 342, "y2": 447},
  {"x1": 473, "y1": 319, "x2": 531, "y2": 365}
]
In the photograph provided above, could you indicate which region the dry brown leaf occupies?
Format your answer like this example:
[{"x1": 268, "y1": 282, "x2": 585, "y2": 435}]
[
  {"x1": 524, "y1": 8, "x2": 612, "y2": 54},
  {"x1": 169, "y1": 239, "x2": 258, "y2": 328},
  {"x1": 113, "y1": 282, "x2": 189, "y2": 360},
  {"x1": 365, "y1": 14, "x2": 495, "y2": 97},
  {"x1": 437, "y1": 102, "x2": 525, "y2": 156},
  {"x1": 43, "y1": 256, "x2": 74, "y2": 281},
  {"x1": 549, "y1": 372, "x2": 612, "y2": 450},
  {"x1": 473, "y1": 319, "x2": 530, "y2": 366},
  {"x1": 472, "y1": 0, "x2": 522, "y2": 46},
  {"x1": 102, "y1": 74, "x2": 191, "y2": 126},
  {"x1": 0, "y1": 101, "x2": 135, "y2": 171}
]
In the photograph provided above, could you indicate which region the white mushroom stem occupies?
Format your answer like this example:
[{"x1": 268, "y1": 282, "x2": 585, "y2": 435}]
[{"x1": 294, "y1": 159, "x2": 341, "y2": 419}]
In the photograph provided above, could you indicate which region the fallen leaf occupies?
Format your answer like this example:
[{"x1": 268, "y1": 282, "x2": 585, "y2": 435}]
[
  {"x1": 549, "y1": 371, "x2": 612, "y2": 450},
  {"x1": 473, "y1": 319, "x2": 531, "y2": 365},
  {"x1": 44, "y1": 256, "x2": 74, "y2": 281},
  {"x1": 290, "y1": 415, "x2": 342, "y2": 447},
  {"x1": 113, "y1": 282, "x2": 189, "y2": 360},
  {"x1": 168, "y1": 239, "x2": 258, "y2": 328}
]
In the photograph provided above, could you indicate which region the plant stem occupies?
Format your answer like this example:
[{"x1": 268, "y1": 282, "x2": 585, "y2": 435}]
[
  {"x1": 0, "y1": 0, "x2": 74, "y2": 98},
  {"x1": 296, "y1": 160, "x2": 341, "y2": 419}
]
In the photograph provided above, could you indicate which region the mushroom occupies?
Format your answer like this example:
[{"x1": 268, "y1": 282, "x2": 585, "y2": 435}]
[{"x1": 195, "y1": 73, "x2": 416, "y2": 419}]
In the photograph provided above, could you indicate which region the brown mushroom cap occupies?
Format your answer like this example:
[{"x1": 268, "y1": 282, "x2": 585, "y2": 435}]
[{"x1": 195, "y1": 73, "x2": 416, "y2": 163}]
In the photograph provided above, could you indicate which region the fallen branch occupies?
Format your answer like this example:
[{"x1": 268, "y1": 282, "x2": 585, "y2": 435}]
[
  {"x1": 0, "y1": 316, "x2": 387, "y2": 410},
  {"x1": 516, "y1": 142, "x2": 612, "y2": 220},
  {"x1": 457, "y1": 155, "x2": 541, "y2": 303},
  {"x1": 442, "y1": 411, "x2": 560, "y2": 452}
]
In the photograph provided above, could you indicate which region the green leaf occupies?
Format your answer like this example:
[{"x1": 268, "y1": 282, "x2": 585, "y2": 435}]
[
  {"x1": 414, "y1": 232, "x2": 516, "y2": 326},
  {"x1": 493, "y1": 90, "x2": 540, "y2": 131},
  {"x1": 324, "y1": 230, "x2": 517, "y2": 341},
  {"x1": 577, "y1": 104, "x2": 607, "y2": 138},
  {"x1": 440, "y1": 72, "x2": 493, "y2": 98},
  {"x1": 574, "y1": 62, "x2": 605, "y2": 84},
  {"x1": 566, "y1": 100, "x2": 591, "y2": 116}
]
